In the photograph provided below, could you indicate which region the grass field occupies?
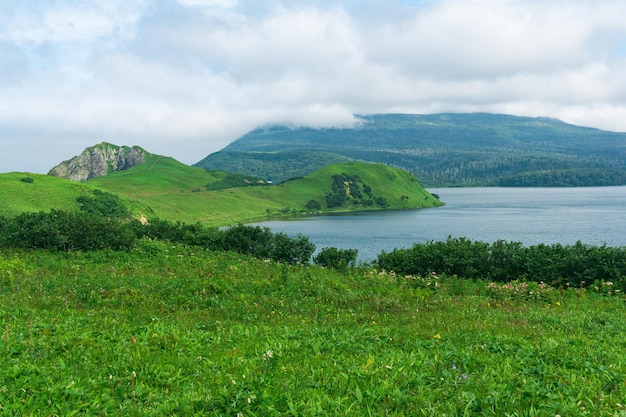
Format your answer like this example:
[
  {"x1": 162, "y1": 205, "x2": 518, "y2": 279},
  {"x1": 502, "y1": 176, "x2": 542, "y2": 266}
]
[
  {"x1": 0, "y1": 173, "x2": 155, "y2": 219},
  {"x1": 2, "y1": 243, "x2": 625, "y2": 416},
  {"x1": 0, "y1": 173, "x2": 90, "y2": 217}
]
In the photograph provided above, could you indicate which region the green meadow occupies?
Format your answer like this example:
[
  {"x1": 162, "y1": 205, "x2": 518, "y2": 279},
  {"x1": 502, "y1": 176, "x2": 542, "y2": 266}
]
[
  {"x1": 2, "y1": 159, "x2": 625, "y2": 415},
  {"x1": 0, "y1": 173, "x2": 154, "y2": 220},
  {"x1": 0, "y1": 173, "x2": 91, "y2": 217},
  {"x1": 2, "y1": 243, "x2": 626, "y2": 416}
]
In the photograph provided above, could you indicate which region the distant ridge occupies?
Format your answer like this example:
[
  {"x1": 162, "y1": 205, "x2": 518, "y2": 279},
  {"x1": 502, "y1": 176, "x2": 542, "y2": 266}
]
[
  {"x1": 48, "y1": 142, "x2": 148, "y2": 181},
  {"x1": 195, "y1": 113, "x2": 626, "y2": 187}
]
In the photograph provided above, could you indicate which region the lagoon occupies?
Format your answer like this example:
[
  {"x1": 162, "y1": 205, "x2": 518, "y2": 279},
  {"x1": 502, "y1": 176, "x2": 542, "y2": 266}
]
[{"x1": 251, "y1": 186, "x2": 626, "y2": 262}]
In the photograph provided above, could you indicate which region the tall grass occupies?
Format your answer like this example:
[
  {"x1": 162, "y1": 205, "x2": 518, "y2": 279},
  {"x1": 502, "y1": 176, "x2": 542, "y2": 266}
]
[{"x1": 1, "y1": 244, "x2": 625, "y2": 415}]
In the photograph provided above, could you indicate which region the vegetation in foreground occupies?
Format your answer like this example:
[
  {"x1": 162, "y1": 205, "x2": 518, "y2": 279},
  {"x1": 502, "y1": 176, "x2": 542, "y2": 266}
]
[
  {"x1": 2, "y1": 202, "x2": 626, "y2": 415},
  {"x1": 2, "y1": 241, "x2": 626, "y2": 416}
]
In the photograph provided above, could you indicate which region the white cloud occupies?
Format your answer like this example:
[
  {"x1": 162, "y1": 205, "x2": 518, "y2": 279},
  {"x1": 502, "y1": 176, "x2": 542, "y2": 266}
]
[
  {"x1": 0, "y1": 1, "x2": 147, "y2": 45},
  {"x1": 177, "y1": 0, "x2": 239, "y2": 8},
  {"x1": 2, "y1": 0, "x2": 626, "y2": 173}
]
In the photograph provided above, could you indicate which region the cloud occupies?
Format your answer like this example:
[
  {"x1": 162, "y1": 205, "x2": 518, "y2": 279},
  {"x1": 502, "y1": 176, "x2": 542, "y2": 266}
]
[
  {"x1": 2, "y1": 0, "x2": 626, "y2": 173},
  {"x1": 368, "y1": 1, "x2": 591, "y2": 79}
]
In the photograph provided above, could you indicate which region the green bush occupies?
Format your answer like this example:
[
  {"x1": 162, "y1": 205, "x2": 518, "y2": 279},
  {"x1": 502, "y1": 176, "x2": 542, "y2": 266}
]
[
  {"x1": 134, "y1": 221, "x2": 315, "y2": 264},
  {"x1": 305, "y1": 199, "x2": 321, "y2": 210},
  {"x1": 314, "y1": 246, "x2": 358, "y2": 270},
  {"x1": 376, "y1": 238, "x2": 626, "y2": 289},
  {"x1": 218, "y1": 224, "x2": 315, "y2": 264},
  {"x1": 76, "y1": 189, "x2": 131, "y2": 219},
  {"x1": 0, "y1": 210, "x2": 136, "y2": 251}
]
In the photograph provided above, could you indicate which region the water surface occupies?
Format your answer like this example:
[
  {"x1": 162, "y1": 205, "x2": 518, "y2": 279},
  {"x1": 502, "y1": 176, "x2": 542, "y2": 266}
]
[{"x1": 251, "y1": 187, "x2": 626, "y2": 262}]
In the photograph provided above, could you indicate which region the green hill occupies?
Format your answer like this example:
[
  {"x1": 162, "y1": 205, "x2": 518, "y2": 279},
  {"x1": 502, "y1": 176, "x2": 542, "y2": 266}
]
[
  {"x1": 89, "y1": 158, "x2": 442, "y2": 225},
  {"x1": 1, "y1": 157, "x2": 441, "y2": 226},
  {"x1": 0, "y1": 173, "x2": 92, "y2": 217},
  {"x1": 194, "y1": 113, "x2": 626, "y2": 186},
  {"x1": 0, "y1": 172, "x2": 154, "y2": 219}
]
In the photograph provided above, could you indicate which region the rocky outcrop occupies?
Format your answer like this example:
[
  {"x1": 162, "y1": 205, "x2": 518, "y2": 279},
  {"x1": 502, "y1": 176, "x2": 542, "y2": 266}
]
[{"x1": 48, "y1": 142, "x2": 147, "y2": 181}]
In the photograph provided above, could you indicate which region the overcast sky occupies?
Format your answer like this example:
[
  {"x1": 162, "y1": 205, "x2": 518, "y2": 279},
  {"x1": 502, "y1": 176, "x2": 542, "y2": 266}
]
[{"x1": 2, "y1": 0, "x2": 626, "y2": 173}]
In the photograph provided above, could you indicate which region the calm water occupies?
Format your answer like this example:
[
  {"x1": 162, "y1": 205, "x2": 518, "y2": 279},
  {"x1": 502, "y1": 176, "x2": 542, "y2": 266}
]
[{"x1": 250, "y1": 187, "x2": 626, "y2": 262}]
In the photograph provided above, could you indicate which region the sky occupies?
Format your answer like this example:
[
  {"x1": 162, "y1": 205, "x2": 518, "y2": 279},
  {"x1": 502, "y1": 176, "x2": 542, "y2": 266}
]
[{"x1": 2, "y1": 0, "x2": 626, "y2": 174}]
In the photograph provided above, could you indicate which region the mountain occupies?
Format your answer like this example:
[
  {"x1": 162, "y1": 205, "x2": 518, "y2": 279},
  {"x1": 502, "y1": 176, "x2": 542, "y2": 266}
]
[
  {"x1": 194, "y1": 113, "x2": 626, "y2": 187},
  {"x1": 48, "y1": 142, "x2": 148, "y2": 181}
]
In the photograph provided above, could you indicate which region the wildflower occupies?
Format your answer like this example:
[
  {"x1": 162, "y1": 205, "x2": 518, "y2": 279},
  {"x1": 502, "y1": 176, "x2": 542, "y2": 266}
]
[
  {"x1": 433, "y1": 333, "x2": 441, "y2": 339},
  {"x1": 555, "y1": 301, "x2": 561, "y2": 307}
]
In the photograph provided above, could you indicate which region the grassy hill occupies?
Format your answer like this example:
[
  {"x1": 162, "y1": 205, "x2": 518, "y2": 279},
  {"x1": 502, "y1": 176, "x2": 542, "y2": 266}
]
[
  {"x1": 194, "y1": 113, "x2": 626, "y2": 186},
  {"x1": 1, "y1": 157, "x2": 441, "y2": 226},
  {"x1": 0, "y1": 173, "x2": 89, "y2": 217},
  {"x1": 89, "y1": 158, "x2": 442, "y2": 225},
  {"x1": 0, "y1": 172, "x2": 152, "y2": 218}
]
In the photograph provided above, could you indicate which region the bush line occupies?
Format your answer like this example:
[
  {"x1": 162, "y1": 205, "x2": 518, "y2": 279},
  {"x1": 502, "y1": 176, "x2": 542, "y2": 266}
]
[{"x1": 376, "y1": 236, "x2": 626, "y2": 291}]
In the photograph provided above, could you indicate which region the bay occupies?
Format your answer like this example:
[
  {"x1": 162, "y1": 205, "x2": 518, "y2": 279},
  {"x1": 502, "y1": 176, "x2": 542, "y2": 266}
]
[{"x1": 250, "y1": 186, "x2": 626, "y2": 262}]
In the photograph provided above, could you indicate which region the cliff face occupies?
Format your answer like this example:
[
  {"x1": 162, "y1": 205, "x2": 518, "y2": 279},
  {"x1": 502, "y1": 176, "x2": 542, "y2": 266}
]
[{"x1": 48, "y1": 142, "x2": 147, "y2": 181}]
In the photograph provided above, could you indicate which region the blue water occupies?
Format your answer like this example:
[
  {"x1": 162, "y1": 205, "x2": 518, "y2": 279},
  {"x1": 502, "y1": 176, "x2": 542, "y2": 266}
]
[{"x1": 250, "y1": 187, "x2": 626, "y2": 262}]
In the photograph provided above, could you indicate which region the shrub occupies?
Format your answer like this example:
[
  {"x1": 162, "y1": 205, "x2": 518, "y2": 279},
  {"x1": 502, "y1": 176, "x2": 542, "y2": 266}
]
[
  {"x1": 305, "y1": 199, "x2": 321, "y2": 210},
  {"x1": 376, "y1": 238, "x2": 626, "y2": 289},
  {"x1": 218, "y1": 224, "x2": 315, "y2": 264},
  {"x1": 314, "y1": 247, "x2": 358, "y2": 270},
  {"x1": 0, "y1": 210, "x2": 136, "y2": 251},
  {"x1": 76, "y1": 189, "x2": 130, "y2": 219},
  {"x1": 271, "y1": 232, "x2": 316, "y2": 264}
]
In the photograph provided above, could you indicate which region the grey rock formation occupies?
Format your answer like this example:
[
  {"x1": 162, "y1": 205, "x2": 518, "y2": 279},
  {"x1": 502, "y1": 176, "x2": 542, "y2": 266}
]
[{"x1": 48, "y1": 142, "x2": 147, "y2": 181}]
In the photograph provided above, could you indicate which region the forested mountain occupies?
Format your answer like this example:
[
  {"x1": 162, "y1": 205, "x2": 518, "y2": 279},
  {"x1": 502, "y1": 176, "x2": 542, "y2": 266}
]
[{"x1": 195, "y1": 113, "x2": 626, "y2": 186}]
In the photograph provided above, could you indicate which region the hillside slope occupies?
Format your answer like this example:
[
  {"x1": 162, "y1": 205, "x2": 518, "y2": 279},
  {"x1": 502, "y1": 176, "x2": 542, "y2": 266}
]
[
  {"x1": 89, "y1": 158, "x2": 442, "y2": 225},
  {"x1": 0, "y1": 172, "x2": 153, "y2": 219},
  {"x1": 194, "y1": 113, "x2": 626, "y2": 186},
  {"x1": 4, "y1": 147, "x2": 440, "y2": 226}
]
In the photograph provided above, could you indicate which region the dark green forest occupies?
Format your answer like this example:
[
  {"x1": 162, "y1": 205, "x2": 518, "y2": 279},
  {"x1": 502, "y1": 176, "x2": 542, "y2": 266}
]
[{"x1": 195, "y1": 113, "x2": 626, "y2": 186}]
